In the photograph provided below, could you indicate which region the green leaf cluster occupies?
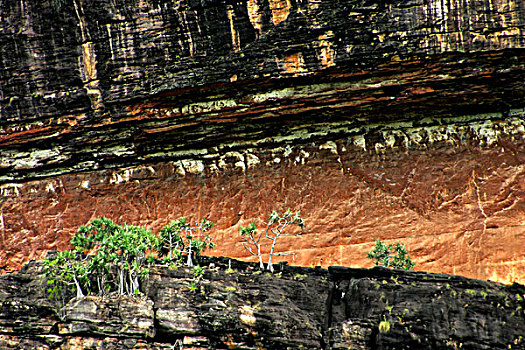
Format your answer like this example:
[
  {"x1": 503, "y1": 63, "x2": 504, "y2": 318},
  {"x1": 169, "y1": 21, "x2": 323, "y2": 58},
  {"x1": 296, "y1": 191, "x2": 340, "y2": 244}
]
[
  {"x1": 43, "y1": 250, "x2": 89, "y2": 304},
  {"x1": 43, "y1": 217, "x2": 215, "y2": 303},
  {"x1": 367, "y1": 239, "x2": 415, "y2": 270}
]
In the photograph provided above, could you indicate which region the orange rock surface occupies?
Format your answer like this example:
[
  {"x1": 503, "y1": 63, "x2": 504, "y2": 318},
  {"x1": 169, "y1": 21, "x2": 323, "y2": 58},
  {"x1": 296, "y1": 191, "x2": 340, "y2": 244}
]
[{"x1": 1, "y1": 134, "x2": 524, "y2": 284}]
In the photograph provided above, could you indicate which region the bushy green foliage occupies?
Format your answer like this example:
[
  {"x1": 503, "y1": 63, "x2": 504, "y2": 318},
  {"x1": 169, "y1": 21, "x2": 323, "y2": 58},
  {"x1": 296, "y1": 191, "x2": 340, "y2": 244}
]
[
  {"x1": 240, "y1": 209, "x2": 304, "y2": 272},
  {"x1": 367, "y1": 239, "x2": 415, "y2": 270},
  {"x1": 78, "y1": 218, "x2": 158, "y2": 295},
  {"x1": 44, "y1": 250, "x2": 89, "y2": 301},
  {"x1": 44, "y1": 218, "x2": 158, "y2": 298},
  {"x1": 43, "y1": 217, "x2": 215, "y2": 303}
]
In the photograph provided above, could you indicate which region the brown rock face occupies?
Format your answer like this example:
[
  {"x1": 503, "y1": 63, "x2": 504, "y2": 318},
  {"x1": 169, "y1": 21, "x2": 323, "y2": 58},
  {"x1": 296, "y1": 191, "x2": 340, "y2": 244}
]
[{"x1": 0, "y1": 0, "x2": 524, "y2": 284}]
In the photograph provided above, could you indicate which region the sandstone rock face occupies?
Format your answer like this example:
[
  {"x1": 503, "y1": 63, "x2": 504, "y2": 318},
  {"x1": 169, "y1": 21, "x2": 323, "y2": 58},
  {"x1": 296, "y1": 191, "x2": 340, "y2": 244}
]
[
  {"x1": 0, "y1": 0, "x2": 524, "y2": 283},
  {"x1": 0, "y1": 259, "x2": 524, "y2": 349}
]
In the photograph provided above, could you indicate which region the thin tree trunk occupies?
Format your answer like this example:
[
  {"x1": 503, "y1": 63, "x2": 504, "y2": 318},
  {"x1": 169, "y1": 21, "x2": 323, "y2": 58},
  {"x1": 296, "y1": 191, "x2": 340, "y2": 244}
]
[
  {"x1": 73, "y1": 275, "x2": 84, "y2": 298},
  {"x1": 257, "y1": 244, "x2": 264, "y2": 269},
  {"x1": 186, "y1": 251, "x2": 193, "y2": 266},
  {"x1": 168, "y1": 235, "x2": 173, "y2": 260},
  {"x1": 119, "y1": 269, "x2": 125, "y2": 295},
  {"x1": 267, "y1": 237, "x2": 278, "y2": 272},
  {"x1": 128, "y1": 270, "x2": 134, "y2": 294}
]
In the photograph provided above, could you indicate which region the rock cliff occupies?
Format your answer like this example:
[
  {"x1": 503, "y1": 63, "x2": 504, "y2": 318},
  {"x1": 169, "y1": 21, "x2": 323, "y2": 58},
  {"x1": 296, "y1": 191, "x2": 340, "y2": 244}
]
[
  {"x1": 1, "y1": 258, "x2": 524, "y2": 349},
  {"x1": 0, "y1": 0, "x2": 524, "y2": 283}
]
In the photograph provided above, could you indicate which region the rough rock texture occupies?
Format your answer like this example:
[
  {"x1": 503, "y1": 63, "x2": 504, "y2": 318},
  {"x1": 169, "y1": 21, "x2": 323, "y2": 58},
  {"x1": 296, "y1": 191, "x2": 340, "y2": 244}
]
[
  {"x1": 0, "y1": 258, "x2": 524, "y2": 349},
  {"x1": 0, "y1": 0, "x2": 525, "y2": 283}
]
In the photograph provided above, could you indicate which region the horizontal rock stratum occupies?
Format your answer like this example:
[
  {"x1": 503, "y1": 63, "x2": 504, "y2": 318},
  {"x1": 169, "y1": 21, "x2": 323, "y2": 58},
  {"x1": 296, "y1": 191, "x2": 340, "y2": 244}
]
[
  {"x1": 1, "y1": 258, "x2": 524, "y2": 349},
  {"x1": 0, "y1": 0, "x2": 524, "y2": 283}
]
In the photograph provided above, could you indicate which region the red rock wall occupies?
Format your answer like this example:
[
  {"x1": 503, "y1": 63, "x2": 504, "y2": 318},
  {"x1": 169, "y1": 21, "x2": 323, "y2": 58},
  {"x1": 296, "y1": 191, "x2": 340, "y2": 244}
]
[{"x1": 2, "y1": 117, "x2": 524, "y2": 283}]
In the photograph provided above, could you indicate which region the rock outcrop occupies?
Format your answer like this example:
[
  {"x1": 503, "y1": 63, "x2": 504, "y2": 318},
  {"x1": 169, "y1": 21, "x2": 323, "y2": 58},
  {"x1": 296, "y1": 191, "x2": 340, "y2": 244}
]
[
  {"x1": 0, "y1": 258, "x2": 524, "y2": 349},
  {"x1": 0, "y1": 0, "x2": 524, "y2": 283}
]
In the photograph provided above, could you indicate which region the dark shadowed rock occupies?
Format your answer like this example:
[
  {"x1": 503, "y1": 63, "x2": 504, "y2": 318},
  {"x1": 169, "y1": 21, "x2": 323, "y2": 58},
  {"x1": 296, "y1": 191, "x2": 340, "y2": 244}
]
[
  {"x1": 0, "y1": 258, "x2": 523, "y2": 349},
  {"x1": 59, "y1": 296, "x2": 155, "y2": 338}
]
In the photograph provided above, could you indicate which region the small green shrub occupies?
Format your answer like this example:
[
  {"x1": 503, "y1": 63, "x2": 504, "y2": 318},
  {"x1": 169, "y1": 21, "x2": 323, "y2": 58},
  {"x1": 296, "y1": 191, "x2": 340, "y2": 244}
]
[
  {"x1": 44, "y1": 250, "x2": 89, "y2": 302},
  {"x1": 74, "y1": 218, "x2": 158, "y2": 296},
  {"x1": 192, "y1": 265, "x2": 204, "y2": 278},
  {"x1": 367, "y1": 239, "x2": 415, "y2": 270},
  {"x1": 187, "y1": 281, "x2": 198, "y2": 291},
  {"x1": 378, "y1": 317, "x2": 391, "y2": 333}
]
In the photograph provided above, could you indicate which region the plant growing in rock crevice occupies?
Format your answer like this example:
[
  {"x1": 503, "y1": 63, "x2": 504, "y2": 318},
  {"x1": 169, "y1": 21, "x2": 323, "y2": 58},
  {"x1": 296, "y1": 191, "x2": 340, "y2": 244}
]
[
  {"x1": 187, "y1": 265, "x2": 205, "y2": 291},
  {"x1": 378, "y1": 317, "x2": 391, "y2": 334},
  {"x1": 240, "y1": 209, "x2": 304, "y2": 272},
  {"x1": 367, "y1": 239, "x2": 415, "y2": 270}
]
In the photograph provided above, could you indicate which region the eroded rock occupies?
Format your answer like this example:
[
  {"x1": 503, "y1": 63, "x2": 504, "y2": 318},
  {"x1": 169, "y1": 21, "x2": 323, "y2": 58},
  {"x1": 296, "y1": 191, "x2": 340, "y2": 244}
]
[
  {"x1": 59, "y1": 296, "x2": 155, "y2": 338},
  {"x1": 0, "y1": 259, "x2": 524, "y2": 349}
]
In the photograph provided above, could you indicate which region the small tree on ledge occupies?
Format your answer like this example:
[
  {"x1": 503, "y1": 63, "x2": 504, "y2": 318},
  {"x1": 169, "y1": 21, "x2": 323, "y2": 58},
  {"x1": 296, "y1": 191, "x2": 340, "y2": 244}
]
[
  {"x1": 239, "y1": 222, "x2": 265, "y2": 270},
  {"x1": 156, "y1": 217, "x2": 215, "y2": 267},
  {"x1": 240, "y1": 209, "x2": 305, "y2": 272},
  {"x1": 367, "y1": 239, "x2": 415, "y2": 270}
]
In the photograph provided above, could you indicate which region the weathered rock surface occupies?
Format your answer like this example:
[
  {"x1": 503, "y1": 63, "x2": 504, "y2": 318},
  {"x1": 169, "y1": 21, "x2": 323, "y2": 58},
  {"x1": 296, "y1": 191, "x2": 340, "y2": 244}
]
[
  {"x1": 0, "y1": 0, "x2": 524, "y2": 283},
  {"x1": 0, "y1": 258, "x2": 524, "y2": 349}
]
